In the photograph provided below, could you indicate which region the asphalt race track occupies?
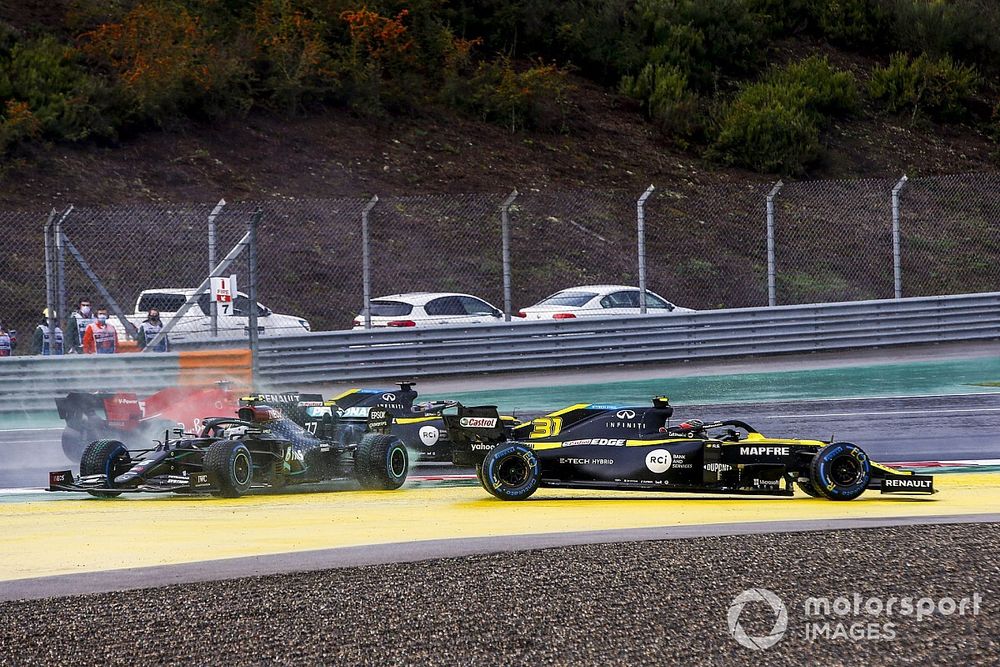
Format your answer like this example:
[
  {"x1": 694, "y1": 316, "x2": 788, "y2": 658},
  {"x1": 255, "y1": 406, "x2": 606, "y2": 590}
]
[
  {"x1": 3, "y1": 392, "x2": 1000, "y2": 489},
  {"x1": 1, "y1": 384, "x2": 998, "y2": 664}
]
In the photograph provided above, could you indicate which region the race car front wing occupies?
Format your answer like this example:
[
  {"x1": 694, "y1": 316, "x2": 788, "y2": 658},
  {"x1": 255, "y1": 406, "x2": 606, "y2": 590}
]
[{"x1": 47, "y1": 469, "x2": 217, "y2": 494}]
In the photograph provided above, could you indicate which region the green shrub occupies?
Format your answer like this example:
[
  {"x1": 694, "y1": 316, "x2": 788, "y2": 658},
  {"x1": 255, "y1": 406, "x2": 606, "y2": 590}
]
[
  {"x1": 746, "y1": 0, "x2": 820, "y2": 34},
  {"x1": 633, "y1": 0, "x2": 767, "y2": 90},
  {"x1": 709, "y1": 56, "x2": 857, "y2": 173},
  {"x1": 771, "y1": 55, "x2": 859, "y2": 118},
  {"x1": 446, "y1": 57, "x2": 570, "y2": 132},
  {"x1": 0, "y1": 36, "x2": 115, "y2": 144},
  {"x1": 890, "y1": 0, "x2": 1000, "y2": 72},
  {"x1": 813, "y1": 0, "x2": 891, "y2": 47},
  {"x1": 620, "y1": 63, "x2": 701, "y2": 140},
  {"x1": 450, "y1": 0, "x2": 640, "y2": 83},
  {"x1": 80, "y1": 1, "x2": 250, "y2": 126},
  {"x1": 251, "y1": 0, "x2": 336, "y2": 111},
  {"x1": 0, "y1": 100, "x2": 41, "y2": 152},
  {"x1": 710, "y1": 83, "x2": 821, "y2": 174},
  {"x1": 869, "y1": 52, "x2": 980, "y2": 122}
]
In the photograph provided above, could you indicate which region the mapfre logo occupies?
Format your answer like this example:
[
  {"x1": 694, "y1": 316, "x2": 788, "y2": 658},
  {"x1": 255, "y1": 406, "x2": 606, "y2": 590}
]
[{"x1": 616, "y1": 409, "x2": 636, "y2": 419}]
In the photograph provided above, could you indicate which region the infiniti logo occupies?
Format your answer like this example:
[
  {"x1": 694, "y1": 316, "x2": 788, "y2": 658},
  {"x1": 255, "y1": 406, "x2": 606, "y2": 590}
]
[
  {"x1": 616, "y1": 409, "x2": 636, "y2": 419},
  {"x1": 382, "y1": 393, "x2": 396, "y2": 401}
]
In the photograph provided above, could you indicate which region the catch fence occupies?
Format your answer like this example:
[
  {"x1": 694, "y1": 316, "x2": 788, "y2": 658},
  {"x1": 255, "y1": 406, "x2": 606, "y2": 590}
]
[{"x1": 0, "y1": 172, "x2": 998, "y2": 355}]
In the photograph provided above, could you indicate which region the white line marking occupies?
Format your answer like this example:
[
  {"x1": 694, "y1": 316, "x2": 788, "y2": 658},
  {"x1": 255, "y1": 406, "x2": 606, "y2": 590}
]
[
  {"x1": 685, "y1": 390, "x2": 1000, "y2": 407},
  {"x1": 764, "y1": 407, "x2": 1000, "y2": 419}
]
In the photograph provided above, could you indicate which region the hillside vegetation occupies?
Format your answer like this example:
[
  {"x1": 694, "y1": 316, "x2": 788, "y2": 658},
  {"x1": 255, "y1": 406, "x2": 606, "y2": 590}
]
[{"x1": 2, "y1": 0, "x2": 1000, "y2": 182}]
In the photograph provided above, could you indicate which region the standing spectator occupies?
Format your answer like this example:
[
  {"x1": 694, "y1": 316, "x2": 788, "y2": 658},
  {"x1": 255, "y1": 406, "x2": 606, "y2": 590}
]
[
  {"x1": 0, "y1": 319, "x2": 15, "y2": 357},
  {"x1": 32, "y1": 309, "x2": 64, "y2": 355},
  {"x1": 82, "y1": 307, "x2": 118, "y2": 354},
  {"x1": 66, "y1": 298, "x2": 95, "y2": 354},
  {"x1": 137, "y1": 308, "x2": 169, "y2": 352}
]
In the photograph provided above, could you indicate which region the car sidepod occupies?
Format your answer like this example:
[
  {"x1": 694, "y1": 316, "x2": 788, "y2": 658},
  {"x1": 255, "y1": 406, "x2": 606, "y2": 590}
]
[
  {"x1": 532, "y1": 438, "x2": 711, "y2": 490},
  {"x1": 391, "y1": 416, "x2": 451, "y2": 462}
]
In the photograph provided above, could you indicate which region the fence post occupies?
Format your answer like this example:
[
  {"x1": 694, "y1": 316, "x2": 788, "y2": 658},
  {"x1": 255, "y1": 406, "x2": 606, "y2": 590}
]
[
  {"x1": 247, "y1": 209, "x2": 261, "y2": 388},
  {"x1": 766, "y1": 180, "x2": 783, "y2": 307},
  {"x1": 637, "y1": 185, "x2": 655, "y2": 314},
  {"x1": 43, "y1": 209, "x2": 57, "y2": 347},
  {"x1": 208, "y1": 198, "x2": 226, "y2": 337},
  {"x1": 361, "y1": 195, "x2": 379, "y2": 330},
  {"x1": 54, "y1": 206, "x2": 72, "y2": 335},
  {"x1": 500, "y1": 190, "x2": 518, "y2": 321},
  {"x1": 891, "y1": 174, "x2": 908, "y2": 300}
]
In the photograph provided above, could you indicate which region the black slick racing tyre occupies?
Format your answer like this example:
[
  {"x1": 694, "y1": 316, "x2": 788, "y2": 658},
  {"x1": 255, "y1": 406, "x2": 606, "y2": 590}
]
[
  {"x1": 79, "y1": 439, "x2": 131, "y2": 498},
  {"x1": 810, "y1": 442, "x2": 872, "y2": 501},
  {"x1": 480, "y1": 443, "x2": 540, "y2": 501},
  {"x1": 475, "y1": 464, "x2": 499, "y2": 498},
  {"x1": 204, "y1": 440, "x2": 254, "y2": 498},
  {"x1": 355, "y1": 434, "x2": 409, "y2": 490}
]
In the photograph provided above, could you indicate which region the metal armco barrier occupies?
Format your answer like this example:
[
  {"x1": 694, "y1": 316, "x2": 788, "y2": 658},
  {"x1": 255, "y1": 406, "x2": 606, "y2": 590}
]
[
  {"x1": 254, "y1": 292, "x2": 1000, "y2": 387},
  {"x1": 2, "y1": 293, "x2": 999, "y2": 411},
  {"x1": 0, "y1": 350, "x2": 251, "y2": 415}
]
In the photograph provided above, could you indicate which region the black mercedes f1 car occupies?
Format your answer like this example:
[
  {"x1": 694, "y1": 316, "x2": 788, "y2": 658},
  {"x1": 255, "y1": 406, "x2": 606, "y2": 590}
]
[
  {"x1": 48, "y1": 402, "x2": 408, "y2": 498},
  {"x1": 57, "y1": 381, "x2": 490, "y2": 465},
  {"x1": 439, "y1": 397, "x2": 935, "y2": 501}
]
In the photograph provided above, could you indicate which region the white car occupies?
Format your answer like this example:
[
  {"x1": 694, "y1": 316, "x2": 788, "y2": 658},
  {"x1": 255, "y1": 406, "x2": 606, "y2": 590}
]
[
  {"x1": 518, "y1": 285, "x2": 694, "y2": 320},
  {"x1": 352, "y1": 292, "x2": 506, "y2": 328},
  {"x1": 111, "y1": 288, "x2": 310, "y2": 342}
]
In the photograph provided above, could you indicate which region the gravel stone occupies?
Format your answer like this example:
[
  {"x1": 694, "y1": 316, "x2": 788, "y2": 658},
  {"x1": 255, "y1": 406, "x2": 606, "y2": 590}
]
[{"x1": 1, "y1": 523, "x2": 997, "y2": 666}]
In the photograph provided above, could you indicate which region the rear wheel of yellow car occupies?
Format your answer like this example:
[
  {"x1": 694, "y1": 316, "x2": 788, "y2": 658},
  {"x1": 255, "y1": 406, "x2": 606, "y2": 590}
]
[{"x1": 480, "y1": 443, "x2": 540, "y2": 501}]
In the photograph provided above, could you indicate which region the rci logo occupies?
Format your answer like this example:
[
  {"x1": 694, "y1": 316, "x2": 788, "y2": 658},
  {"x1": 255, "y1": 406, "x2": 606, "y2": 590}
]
[
  {"x1": 644, "y1": 449, "x2": 672, "y2": 473},
  {"x1": 727, "y1": 588, "x2": 788, "y2": 650},
  {"x1": 616, "y1": 409, "x2": 636, "y2": 419},
  {"x1": 382, "y1": 393, "x2": 396, "y2": 401}
]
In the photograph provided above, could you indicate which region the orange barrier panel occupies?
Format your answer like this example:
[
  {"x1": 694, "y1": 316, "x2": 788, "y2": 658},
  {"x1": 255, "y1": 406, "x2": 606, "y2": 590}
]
[{"x1": 178, "y1": 349, "x2": 252, "y2": 387}]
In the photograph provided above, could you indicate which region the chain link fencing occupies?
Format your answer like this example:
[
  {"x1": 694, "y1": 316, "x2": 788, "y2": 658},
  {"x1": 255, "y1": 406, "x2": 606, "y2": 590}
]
[
  {"x1": 775, "y1": 177, "x2": 898, "y2": 305},
  {"x1": 1, "y1": 172, "x2": 999, "y2": 356}
]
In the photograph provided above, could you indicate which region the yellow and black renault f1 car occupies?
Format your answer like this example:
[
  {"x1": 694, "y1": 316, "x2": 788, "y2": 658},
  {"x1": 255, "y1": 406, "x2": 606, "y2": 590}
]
[
  {"x1": 283, "y1": 387, "x2": 521, "y2": 462},
  {"x1": 443, "y1": 398, "x2": 935, "y2": 501}
]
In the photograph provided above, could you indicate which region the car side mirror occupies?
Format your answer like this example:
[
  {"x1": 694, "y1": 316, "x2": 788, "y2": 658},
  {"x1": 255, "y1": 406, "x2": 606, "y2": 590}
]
[{"x1": 492, "y1": 308, "x2": 502, "y2": 317}]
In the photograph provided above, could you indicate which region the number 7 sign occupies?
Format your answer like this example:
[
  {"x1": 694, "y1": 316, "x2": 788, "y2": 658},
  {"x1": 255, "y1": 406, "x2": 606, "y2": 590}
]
[{"x1": 210, "y1": 275, "x2": 238, "y2": 317}]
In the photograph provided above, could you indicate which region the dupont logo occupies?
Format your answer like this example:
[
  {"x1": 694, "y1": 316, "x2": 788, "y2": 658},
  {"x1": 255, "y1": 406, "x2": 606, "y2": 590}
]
[
  {"x1": 616, "y1": 409, "x2": 636, "y2": 419},
  {"x1": 460, "y1": 417, "x2": 497, "y2": 428}
]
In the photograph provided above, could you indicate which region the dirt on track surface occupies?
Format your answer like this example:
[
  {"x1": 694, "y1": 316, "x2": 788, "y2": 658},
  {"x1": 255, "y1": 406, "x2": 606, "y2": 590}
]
[{"x1": 1, "y1": 523, "x2": 997, "y2": 666}]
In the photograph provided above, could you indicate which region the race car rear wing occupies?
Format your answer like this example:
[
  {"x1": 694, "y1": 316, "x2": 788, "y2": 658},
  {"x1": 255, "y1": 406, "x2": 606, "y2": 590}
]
[{"x1": 443, "y1": 406, "x2": 507, "y2": 466}]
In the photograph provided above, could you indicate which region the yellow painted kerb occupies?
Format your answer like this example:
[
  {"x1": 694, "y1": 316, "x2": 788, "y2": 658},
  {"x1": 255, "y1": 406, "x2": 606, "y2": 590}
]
[{"x1": 1, "y1": 472, "x2": 998, "y2": 582}]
